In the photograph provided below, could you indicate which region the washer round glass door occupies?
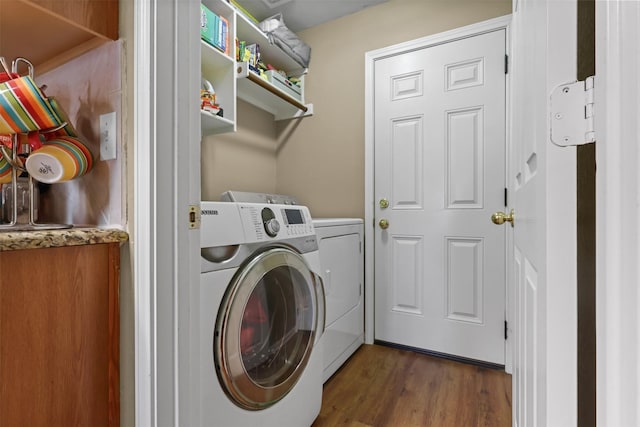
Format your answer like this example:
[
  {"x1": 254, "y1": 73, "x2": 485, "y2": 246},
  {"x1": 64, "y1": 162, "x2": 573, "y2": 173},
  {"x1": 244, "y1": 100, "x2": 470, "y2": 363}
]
[{"x1": 214, "y1": 246, "x2": 321, "y2": 410}]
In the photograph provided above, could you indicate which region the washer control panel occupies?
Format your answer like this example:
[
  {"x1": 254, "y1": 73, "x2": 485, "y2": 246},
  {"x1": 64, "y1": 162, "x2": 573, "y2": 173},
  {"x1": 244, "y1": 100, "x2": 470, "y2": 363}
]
[
  {"x1": 260, "y1": 208, "x2": 281, "y2": 237},
  {"x1": 239, "y1": 203, "x2": 315, "y2": 241},
  {"x1": 281, "y1": 207, "x2": 314, "y2": 236}
]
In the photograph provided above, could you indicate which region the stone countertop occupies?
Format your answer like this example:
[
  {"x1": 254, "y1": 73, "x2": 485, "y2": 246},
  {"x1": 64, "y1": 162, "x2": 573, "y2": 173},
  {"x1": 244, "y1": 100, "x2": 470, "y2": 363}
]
[{"x1": 0, "y1": 227, "x2": 129, "y2": 252}]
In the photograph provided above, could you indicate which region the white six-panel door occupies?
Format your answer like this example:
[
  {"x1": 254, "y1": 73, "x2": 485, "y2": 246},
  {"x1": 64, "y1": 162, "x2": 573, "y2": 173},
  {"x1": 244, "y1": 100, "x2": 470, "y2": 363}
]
[
  {"x1": 373, "y1": 29, "x2": 507, "y2": 365},
  {"x1": 510, "y1": 0, "x2": 577, "y2": 426}
]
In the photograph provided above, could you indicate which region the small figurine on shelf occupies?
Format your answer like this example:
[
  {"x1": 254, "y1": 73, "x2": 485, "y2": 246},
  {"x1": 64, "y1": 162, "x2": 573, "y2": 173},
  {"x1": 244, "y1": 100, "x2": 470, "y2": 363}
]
[
  {"x1": 200, "y1": 78, "x2": 223, "y2": 117},
  {"x1": 201, "y1": 95, "x2": 221, "y2": 116}
]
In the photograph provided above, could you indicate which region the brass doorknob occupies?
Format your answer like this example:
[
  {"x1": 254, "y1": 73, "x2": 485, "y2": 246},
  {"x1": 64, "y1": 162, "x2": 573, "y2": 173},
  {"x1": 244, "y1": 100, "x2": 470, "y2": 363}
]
[
  {"x1": 379, "y1": 219, "x2": 390, "y2": 229},
  {"x1": 379, "y1": 198, "x2": 389, "y2": 209},
  {"x1": 491, "y1": 209, "x2": 515, "y2": 227}
]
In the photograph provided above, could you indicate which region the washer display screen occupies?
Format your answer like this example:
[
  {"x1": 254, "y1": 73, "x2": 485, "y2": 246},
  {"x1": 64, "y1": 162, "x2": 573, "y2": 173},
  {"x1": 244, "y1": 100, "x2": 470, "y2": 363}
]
[{"x1": 284, "y1": 209, "x2": 304, "y2": 225}]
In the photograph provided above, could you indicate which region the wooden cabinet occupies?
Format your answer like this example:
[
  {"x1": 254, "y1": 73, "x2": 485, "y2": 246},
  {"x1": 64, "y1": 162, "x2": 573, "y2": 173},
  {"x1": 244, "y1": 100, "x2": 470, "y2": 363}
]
[
  {"x1": 201, "y1": 0, "x2": 312, "y2": 136},
  {"x1": 0, "y1": 243, "x2": 120, "y2": 427},
  {"x1": 0, "y1": 0, "x2": 118, "y2": 73}
]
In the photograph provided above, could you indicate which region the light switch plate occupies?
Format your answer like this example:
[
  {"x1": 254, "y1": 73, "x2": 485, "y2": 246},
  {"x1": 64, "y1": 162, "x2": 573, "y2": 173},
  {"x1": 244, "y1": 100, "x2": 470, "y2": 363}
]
[{"x1": 100, "y1": 112, "x2": 117, "y2": 160}]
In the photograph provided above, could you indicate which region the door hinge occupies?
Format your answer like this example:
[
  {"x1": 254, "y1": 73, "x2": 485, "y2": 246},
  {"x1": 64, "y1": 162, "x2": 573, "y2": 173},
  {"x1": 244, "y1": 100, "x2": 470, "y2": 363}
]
[
  {"x1": 505, "y1": 54, "x2": 509, "y2": 74},
  {"x1": 504, "y1": 320, "x2": 508, "y2": 340},
  {"x1": 189, "y1": 205, "x2": 201, "y2": 229},
  {"x1": 550, "y1": 76, "x2": 595, "y2": 146}
]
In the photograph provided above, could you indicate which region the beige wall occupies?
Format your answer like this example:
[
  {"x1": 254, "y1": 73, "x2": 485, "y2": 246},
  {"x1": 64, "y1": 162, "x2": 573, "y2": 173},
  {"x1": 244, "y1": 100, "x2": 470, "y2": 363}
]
[
  {"x1": 39, "y1": 41, "x2": 124, "y2": 226},
  {"x1": 201, "y1": 99, "x2": 279, "y2": 200},
  {"x1": 276, "y1": 0, "x2": 512, "y2": 218},
  {"x1": 200, "y1": 1, "x2": 511, "y2": 217}
]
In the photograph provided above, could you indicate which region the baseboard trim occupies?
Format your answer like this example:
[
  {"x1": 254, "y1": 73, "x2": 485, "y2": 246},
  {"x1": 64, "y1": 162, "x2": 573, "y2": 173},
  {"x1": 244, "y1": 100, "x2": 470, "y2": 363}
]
[{"x1": 374, "y1": 340, "x2": 506, "y2": 371}]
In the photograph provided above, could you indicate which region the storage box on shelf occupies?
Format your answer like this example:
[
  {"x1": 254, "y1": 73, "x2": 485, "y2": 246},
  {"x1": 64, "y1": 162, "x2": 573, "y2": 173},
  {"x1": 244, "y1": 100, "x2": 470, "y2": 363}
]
[
  {"x1": 265, "y1": 70, "x2": 302, "y2": 101},
  {"x1": 236, "y1": 62, "x2": 311, "y2": 120}
]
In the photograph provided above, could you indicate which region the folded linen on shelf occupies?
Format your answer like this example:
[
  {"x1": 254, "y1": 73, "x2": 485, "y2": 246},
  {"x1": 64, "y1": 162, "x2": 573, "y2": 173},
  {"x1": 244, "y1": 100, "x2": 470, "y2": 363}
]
[{"x1": 259, "y1": 14, "x2": 311, "y2": 69}]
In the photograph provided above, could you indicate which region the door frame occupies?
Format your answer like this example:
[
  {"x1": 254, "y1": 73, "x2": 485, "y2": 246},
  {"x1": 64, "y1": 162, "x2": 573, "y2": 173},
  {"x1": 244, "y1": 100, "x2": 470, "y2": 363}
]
[
  {"x1": 595, "y1": 1, "x2": 640, "y2": 425},
  {"x1": 364, "y1": 14, "x2": 513, "y2": 371},
  {"x1": 133, "y1": 0, "x2": 201, "y2": 425}
]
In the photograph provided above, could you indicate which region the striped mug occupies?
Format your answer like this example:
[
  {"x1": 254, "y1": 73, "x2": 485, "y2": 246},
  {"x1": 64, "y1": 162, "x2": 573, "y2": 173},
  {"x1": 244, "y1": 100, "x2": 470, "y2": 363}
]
[{"x1": 25, "y1": 136, "x2": 93, "y2": 183}]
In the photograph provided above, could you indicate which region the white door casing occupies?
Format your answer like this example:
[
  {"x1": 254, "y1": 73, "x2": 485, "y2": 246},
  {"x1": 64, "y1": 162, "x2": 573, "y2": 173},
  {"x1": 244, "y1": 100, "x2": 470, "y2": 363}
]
[
  {"x1": 595, "y1": 1, "x2": 640, "y2": 426},
  {"x1": 365, "y1": 16, "x2": 510, "y2": 367},
  {"x1": 134, "y1": 0, "x2": 201, "y2": 426},
  {"x1": 510, "y1": 0, "x2": 577, "y2": 426},
  {"x1": 372, "y1": 29, "x2": 507, "y2": 365}
]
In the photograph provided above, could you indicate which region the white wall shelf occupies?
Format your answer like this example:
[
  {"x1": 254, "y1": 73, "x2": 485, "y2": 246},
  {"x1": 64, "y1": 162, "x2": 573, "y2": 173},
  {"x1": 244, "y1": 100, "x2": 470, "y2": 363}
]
[
  {"x1": 200, "y1": 0, "x2": 312, "y2": 135},
  {"x1": 236, "y1": 62, "x2": 312, "y2": 121},
  {"x1": 201, "y1": 111, "x2": 235, "y2": 135},
  {"x1": 201, "y1": 41, "x2": 234, "y2": 70},
  {"x1": 201, "y1": 38, "x2": 236, "y2": 135}
]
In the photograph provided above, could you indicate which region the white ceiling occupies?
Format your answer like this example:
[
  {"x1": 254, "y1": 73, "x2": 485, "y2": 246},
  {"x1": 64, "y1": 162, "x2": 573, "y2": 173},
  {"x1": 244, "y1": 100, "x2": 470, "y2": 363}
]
[{"x1": 238, "y1": 0, "x2": 389, "y2": 32}]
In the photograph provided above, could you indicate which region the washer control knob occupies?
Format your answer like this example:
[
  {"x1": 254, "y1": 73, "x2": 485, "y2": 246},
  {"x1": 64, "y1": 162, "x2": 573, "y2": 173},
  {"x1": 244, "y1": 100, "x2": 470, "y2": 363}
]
[{"x1": 264, "y1": 218, "x2": 280, "y2": 237}]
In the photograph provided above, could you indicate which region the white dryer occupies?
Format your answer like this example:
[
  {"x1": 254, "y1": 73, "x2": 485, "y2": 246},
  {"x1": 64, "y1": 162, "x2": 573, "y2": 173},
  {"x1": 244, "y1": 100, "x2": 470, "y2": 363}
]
[
  {"x1": 312, "y1": 218, "x2": 364, "y2": 382},
  {"x1": 195, "y1": 201, "x2": 325, "y2": 427}
]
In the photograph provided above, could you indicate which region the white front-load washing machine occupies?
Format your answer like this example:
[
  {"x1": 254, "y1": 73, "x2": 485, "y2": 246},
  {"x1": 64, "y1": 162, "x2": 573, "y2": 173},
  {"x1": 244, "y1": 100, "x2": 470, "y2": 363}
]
[{"x1": 195, "y1": 201, "x2": 325, "y2": 427}]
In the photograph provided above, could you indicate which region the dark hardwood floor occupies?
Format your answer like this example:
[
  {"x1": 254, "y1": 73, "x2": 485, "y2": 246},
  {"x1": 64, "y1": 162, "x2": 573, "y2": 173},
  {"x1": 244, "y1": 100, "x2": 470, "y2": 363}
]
[{"x1": 313, "y1": 344, "x2": 512, "y2": 427}]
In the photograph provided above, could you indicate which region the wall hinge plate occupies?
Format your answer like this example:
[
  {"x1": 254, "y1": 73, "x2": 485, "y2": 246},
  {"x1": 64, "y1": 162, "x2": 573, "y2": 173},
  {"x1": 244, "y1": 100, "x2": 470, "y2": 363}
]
[
  {"x1": 550, "y1": 76, "x2": 595, "y2": 146},
  {"x1": 189, "y1": 205, "x2": 201, "y2": 229}
]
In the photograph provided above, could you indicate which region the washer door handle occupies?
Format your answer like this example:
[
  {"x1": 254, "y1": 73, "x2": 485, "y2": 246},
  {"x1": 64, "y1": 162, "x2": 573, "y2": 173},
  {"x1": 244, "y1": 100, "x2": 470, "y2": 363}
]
[{"x1": 312, "y1": 271, "x2": 326, "y2": 344}]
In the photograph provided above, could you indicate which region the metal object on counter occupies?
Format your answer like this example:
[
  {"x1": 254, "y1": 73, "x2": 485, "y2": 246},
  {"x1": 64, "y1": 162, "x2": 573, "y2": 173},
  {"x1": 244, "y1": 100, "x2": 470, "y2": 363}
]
[
  {"x1": 2, "y1": 177, "x2": 38, "y2": 224},
  {"x1": 0, "y1": 145, "x2": 25, "y2": 172},
  {"x1": 0, "y1": 58, "x2": 71, "y2": 231},
  {"x1": 0, "y1": 135, "x2": 71, "y2": 231}
]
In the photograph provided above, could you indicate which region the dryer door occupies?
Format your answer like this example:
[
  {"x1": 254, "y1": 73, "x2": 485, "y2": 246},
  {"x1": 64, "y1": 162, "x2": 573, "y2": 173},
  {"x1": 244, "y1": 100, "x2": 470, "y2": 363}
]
[{"x1": 214, "y1": 246, "x2": 324, "y2": 410}]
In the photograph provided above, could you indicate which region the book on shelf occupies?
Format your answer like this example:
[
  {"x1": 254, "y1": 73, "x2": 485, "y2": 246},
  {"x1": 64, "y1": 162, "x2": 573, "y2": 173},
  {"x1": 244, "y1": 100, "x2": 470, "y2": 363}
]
[
  {"x1": 200, "y1": 4, "x2": 217, "y2": 48},
  {"x1": 246, "y1": 43, "x2": 259, "y2": 67},
  {"x1": 219, "y1": 15, "x2": 229, "y2": 55},
  {"x1": 200, "y1": 4, "x2": 230, "y2": 55}
]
